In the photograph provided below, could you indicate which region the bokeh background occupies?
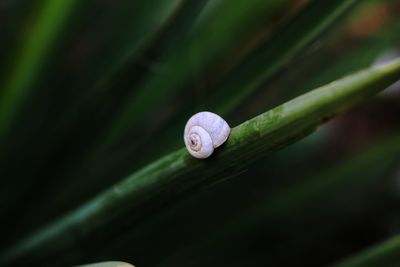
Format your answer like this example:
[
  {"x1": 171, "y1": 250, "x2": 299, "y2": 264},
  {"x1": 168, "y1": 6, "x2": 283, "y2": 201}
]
[{"x1": 0, "y1": 0, "x2": 400, "y2": 266}]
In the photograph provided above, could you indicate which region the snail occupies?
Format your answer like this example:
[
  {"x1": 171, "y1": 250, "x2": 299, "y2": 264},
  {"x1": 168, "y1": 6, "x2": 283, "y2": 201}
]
[{"x1": 184, "y1": 111, "x2": 231, "y2": 159}]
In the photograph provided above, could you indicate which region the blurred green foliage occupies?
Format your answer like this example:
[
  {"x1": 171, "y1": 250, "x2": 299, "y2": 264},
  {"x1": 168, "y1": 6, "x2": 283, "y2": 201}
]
[{"x1": 0, "y1": 0, "x2": 400, "y2": 266}]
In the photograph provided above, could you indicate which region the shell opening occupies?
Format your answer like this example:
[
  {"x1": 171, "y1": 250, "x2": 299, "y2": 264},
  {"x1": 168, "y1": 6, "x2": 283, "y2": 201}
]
[
  {"x1": 184, "y1": 125, "x2": 214, "y2": 159},
  {"x1": 189, "y1": 133, "x2": 202, "y2": 152}
]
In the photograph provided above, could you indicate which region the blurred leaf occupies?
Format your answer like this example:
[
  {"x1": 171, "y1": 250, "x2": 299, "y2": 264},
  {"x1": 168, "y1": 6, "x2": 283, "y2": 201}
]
[
  {"x1": 58, "y1": 0, "x2": 362, "y2": 211},
  {"x1": 0, "y1": 0, "x2": 200, "y2": 232},
  {"x1": 246, "y1": 11, "x2": 400, "y2": 112},
  {"x1": 331, "y1": 236, "x2": 400, "y2": 267},
  {"x1": 1, "y1": 58, "x2": 399, "y2": 265},
  {"x1": 99, "y1": 0, "x2": 294, "y2": 147},
  {"x1": 14, "y1": 0, "x2": 212, "y2": 230},
  {"x1": 0, "y1": 0, "x2": 80, "y2": 140},
  {"x1": 55, "y1": 0, "x2": 187, "y2": 122},
  {"x1": 76, "y1": 261, "x2": 134, "y2": 267},
  {"x1": 126, "y1": 0, "x2": 360, "y2": 171},
  {"x1": 298, "y1": 19, "x2": 400, "y2": 99},
  {"x1": 31, "y1": 0, "x2": 295, "y2": 222},
  {"x1": 102, "y1": 133, "x2": 400, "y2": 266},
  {"x1": 159, "y1": 133, "x2": 400, "y2": 266},
  {"x1": 205, "y1": 0, "x2": 360, "y2": 114}
]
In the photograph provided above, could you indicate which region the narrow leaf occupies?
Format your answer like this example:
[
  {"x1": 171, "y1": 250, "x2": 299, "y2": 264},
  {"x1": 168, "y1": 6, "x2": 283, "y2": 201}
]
[
  {"x1": 100, "y1": 0, "x2": 293, "y2": 146},
  {"x1": 0, "y1": 0, "x2": 79, "y2": 140},
  {"x1": 206, "y1": 0, "x2": 361, "y2": 114},
  {"x1": 101, "y1": 0, "x2": 362, "y2": 183},
  {"x1": 1, "y1": 58, "x2": 400, "y2": 265},
  {"x1": 63, "y1": 0, "x2": 362, "y2": 207},
  {"x1": 101, "y1": 134, "x2": 400, "y2": 266},
  {"x1": 331, "y1": 236, "x2": 400, "y2": 267}
]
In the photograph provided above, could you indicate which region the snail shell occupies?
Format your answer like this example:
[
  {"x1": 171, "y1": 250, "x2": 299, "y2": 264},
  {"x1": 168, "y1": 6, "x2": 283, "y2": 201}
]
[{"x1": 184, "y1": 111, "x2": 231, "y2": 159}]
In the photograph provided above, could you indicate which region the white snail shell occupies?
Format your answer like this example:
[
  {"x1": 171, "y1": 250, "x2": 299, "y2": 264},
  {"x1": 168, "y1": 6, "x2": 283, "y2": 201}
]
[{"x1": 184, "y1": 111, "x2": 231, "y2": 159}]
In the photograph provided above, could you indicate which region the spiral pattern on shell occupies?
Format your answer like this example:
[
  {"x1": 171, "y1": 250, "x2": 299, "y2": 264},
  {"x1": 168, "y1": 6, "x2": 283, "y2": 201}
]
[{"x1": 184, "y1": 111, "x2": 231, "y2": 159}]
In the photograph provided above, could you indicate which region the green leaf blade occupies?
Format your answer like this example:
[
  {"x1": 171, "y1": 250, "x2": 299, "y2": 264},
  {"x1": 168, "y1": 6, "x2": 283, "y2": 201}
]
[
  {"x1": 0, "y1": 0, "x2": 79, "y2": 140},
  {"x1": 331, "y1": 236, "x2": 400, "y2": 267},
  {"x1": 1, "y1": 58, "x2": 400, "y2": 266}
]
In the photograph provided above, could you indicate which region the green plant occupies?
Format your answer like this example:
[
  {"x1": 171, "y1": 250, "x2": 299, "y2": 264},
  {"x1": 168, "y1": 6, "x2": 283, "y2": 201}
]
[{"x1": 1, "y1": 0, "x2": 400, "y2": 266}]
